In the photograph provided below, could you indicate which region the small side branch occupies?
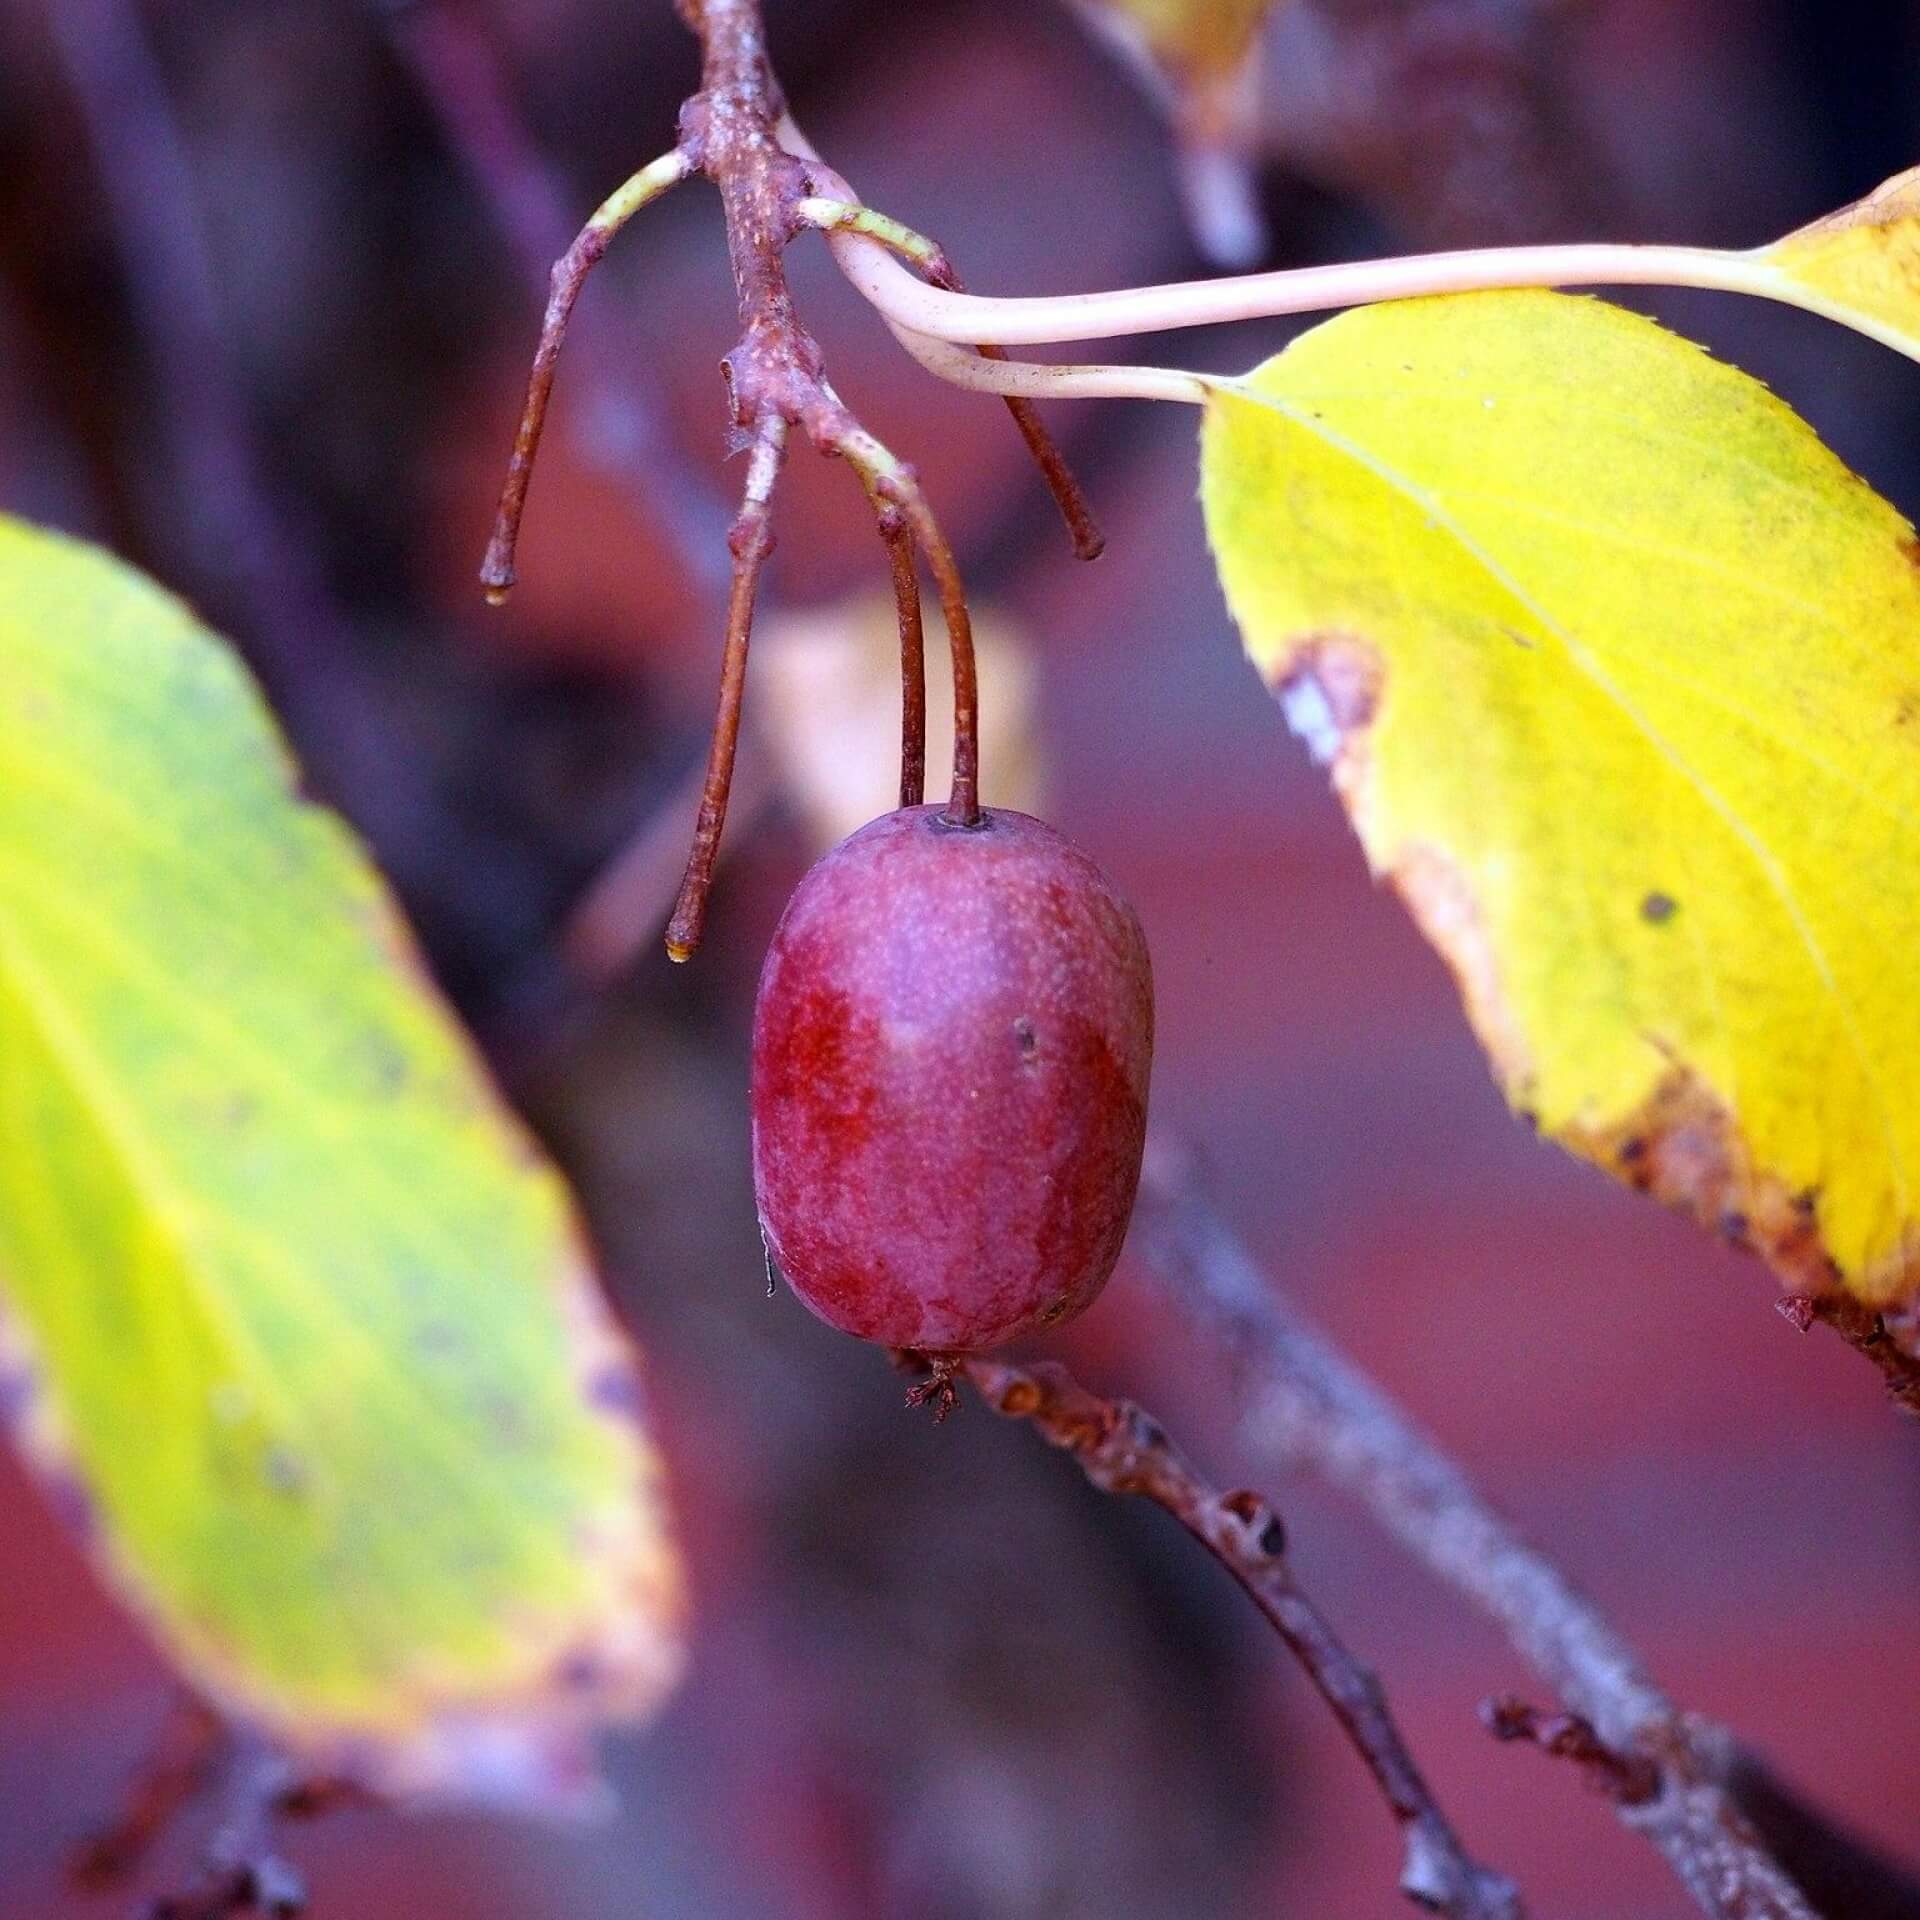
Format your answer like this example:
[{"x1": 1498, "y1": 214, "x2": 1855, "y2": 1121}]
[
  {"x1": 73, "y1": 1702, "x2": 373, "y2": 1919},
  {"x1": 794, "y1": 193, "x2": 1104, "y2": 560},
  {"x1": 958, "y1": 1356, "x2": 1523, "y2": 1920},
  {"x1": 368, "y1": 0, "x2": 732, "y2": 587},
  {"x1": 1480, "y1": 1696, "x2": 1660, "y2": 1806},
  {"x1": 480, "y1": 148, "x2": 694, "y2": 601},
  {"x1": 72, "y1": 1693, "x2": 227, "y2": 1891}
]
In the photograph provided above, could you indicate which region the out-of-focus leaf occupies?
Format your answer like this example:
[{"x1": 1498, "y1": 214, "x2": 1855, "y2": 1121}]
[
  {"x1": 755, "y1": 593, "x2": 1044, "y2": 852},
  {"x1": 0, "y1": 516, "x2": 680, "y2": 1807},
  {"x1": 1074, "y1": 0, "x2": 1277, "y2": 88},
  {"x1": 1201, "y1": 291, "x2": 1920, "y2": 1307},
  {"x1": 1753, "y1": 164, "x2": 1920, "y2": 364},
  {"x1": 1066, "y1": 0, "x2": 1284, "y2": 265}
]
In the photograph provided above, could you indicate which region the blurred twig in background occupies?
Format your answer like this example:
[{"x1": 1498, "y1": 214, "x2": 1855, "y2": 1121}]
[
  {"x1": 1135, "y1": 1141, "x2": 1920, "y2": 1920},
  {"x1": 365, "y1": 0, "x2": 735, "y2": 592},
  {"x1": 46, "y1": 0, "x2": 515, "y2": 928}
]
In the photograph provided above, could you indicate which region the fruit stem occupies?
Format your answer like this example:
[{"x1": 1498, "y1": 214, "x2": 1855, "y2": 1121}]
[
  {"x1": 666, "y1": 412, "x2": 788, "y2": 961},
  {"x1": 840, "y1": 429, "x2": 980, "y2": 827},
  {"x1": 876, "y1": 501, "x2": 927, "y2": 810}
]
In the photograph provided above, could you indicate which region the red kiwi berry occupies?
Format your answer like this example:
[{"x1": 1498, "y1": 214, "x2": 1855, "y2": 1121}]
[{"x1": 750, "y1": 804, "x2": 1153, "y2": 1358}]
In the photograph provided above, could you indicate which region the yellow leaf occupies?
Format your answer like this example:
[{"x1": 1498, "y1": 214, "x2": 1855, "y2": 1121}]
[
  {"x1": 1756, "y1": 165, "x2": 1920, "y2": 363},
  {"x1": 1200, "y1": 291, "x2": 1920, "y2": 1308},
  {"x1": 0, "y1": 517, "x2": 680, "y2": 1805}
]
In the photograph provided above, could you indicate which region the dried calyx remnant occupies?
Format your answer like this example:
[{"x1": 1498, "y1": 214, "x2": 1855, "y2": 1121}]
[{"x1": 481, "y1": 0, "x2": 1101, "y2": 962}]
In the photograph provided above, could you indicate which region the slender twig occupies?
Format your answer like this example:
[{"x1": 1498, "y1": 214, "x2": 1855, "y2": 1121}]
[
  {"x1": 71, "y1": 1694, "x2": 227, "y2": 1891},
  {"x1": 1780, "y1": 1294, "x2": 1920, "y2": 1415},
  {"x1": 874, "y1": 500, "x2": 927, "y2": 809},
  {"x1": 956, "y1": 1356, "x2": 1524, "y2": 1920},
  {"x1": 80, "y1": 1713, "x2": 374, "y2": 1920},
  {"x1": 480, "y1": 149, "x2": 695, "y2": 601},
  {"x1": 664, "y1": 412, "x2": 787, "y2": 960},
  {"x1": 1132, "y1": 1142, "x2": 1852, "y2": 1920}
]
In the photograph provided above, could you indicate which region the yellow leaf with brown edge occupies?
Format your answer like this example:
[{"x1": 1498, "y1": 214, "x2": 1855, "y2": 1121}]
[
  {"x1": 0, "y1": 515, "x2": 681, "y2": 1807},
  {"x1": 1200, "y1": 290, "x2": 1920, "y2": 1308},
  {"x1": 1754, "y1": 164, "x2": 1920, "y2": 363}
]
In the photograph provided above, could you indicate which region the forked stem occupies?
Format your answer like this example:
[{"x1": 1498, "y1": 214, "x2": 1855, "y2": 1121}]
[
  {"x1": 481, "y1": 148, "x2": 693, "y2": 600},
  {"x1": 840, "y1": 428, "x2": 980, "y2": 826},
  {"x1": 665, "y1": 414, "x2": 788, "y2": 961},
  {"x1": 486, "y1": 0, "x2": 1108, "y2": 961}
]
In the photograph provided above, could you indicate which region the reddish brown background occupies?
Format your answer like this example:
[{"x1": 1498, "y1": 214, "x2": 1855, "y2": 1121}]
[{"x1": 0, "y1": 1, "x2": 1917, "y2": 1914}]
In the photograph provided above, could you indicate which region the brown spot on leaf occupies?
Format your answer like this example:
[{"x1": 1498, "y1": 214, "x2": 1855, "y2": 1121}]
[
  {"x1": 1275, "y1": 634, "x2": 1384, "y2": 795},
  {"x1": 1568, "y1": 1068, "x2": 1836, "y2": 1295},
  {"x1": 1640, "y1": 891, "x2": 1678, "y2": 925}
]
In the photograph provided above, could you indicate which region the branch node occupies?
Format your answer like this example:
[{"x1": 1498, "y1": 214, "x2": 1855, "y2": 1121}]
[{"x1": 1481, "y1": 1696, "x2": 1661, "y2": 1806}]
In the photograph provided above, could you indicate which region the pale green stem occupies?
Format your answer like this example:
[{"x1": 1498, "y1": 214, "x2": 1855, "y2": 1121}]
[{"x1": 785, "y1": 117, "x2": 1916, "y2": 409}]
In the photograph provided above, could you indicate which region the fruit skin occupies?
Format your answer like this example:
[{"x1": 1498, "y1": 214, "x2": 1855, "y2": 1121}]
[{"x1": 751, "y1": 805, "x2": 1154, "y2": 1353}]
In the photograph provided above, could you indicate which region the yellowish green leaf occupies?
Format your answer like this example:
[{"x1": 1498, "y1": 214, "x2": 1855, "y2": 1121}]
[
  {"x1": 1755, "y1": 164, "x2": 1920, "y2": 363},
  {"x1": 0, "y1": 516, "x2": 680, "y2": 1804},
  {"x1": 1201, "y1": 291, "x2": 1920, "y2": 1307}
]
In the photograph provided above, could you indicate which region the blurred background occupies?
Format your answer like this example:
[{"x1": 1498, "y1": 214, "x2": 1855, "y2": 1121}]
[{"x1": 1, "y1": 0, "x2": 1918, "y2": 1913}]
